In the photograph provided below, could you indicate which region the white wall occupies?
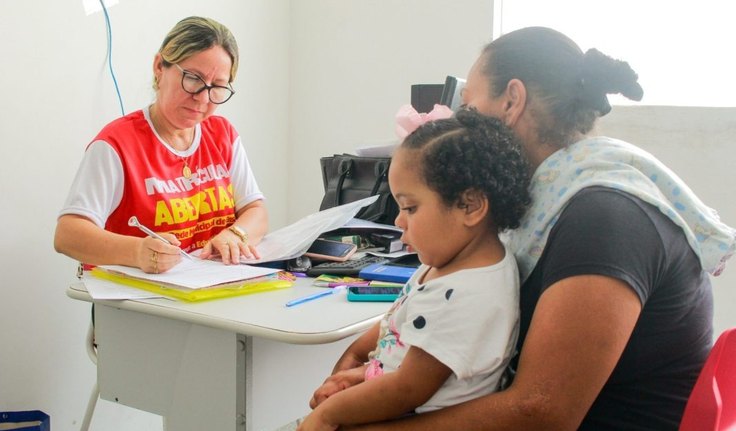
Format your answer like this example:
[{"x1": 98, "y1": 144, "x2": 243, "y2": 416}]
[
  {"x1": 0, "y1": 1, "x2": 290, "y2": 430},
  {"x1": 287, "y1": 0, "x2": 493, "y2": 220}
]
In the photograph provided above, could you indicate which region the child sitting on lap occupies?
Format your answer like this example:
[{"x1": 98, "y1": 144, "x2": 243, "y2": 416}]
[{"x1": 298, "y1": 109, "x2": 531, "y2": 430}]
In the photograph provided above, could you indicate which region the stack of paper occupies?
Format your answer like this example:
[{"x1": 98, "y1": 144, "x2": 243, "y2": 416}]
[
  {"x1": 242, "y1": 195, "x2": 380, "y2": 263},
  {"x1": 91, "y1": 259, "x2": 292, "y2": 302}
]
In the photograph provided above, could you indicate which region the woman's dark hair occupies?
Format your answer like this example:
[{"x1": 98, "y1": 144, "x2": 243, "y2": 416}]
[
  {"x1": 482, "y1": 26, "x2": 643, "y2": 146},
  {"x1": 401, "y1": 109, "x2": 531, "y2": 231}
]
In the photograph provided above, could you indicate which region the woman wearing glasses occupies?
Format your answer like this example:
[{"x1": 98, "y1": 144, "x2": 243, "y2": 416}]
[{"x1": 55, "y1": 16, "x2": 267, "y2": 274}]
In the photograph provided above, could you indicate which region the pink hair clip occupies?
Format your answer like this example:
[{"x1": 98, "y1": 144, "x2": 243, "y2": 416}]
[{"x1": 394, "y1": 103, "x2": 454, "y2": 139}]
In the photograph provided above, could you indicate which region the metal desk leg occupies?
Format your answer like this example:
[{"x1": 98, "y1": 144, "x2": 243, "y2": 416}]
[{"x1": 237, "y1": 334, "x2": 252, "y2": 430}]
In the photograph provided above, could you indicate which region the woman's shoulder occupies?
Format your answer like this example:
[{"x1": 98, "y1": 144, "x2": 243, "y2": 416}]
[
  {"x1": 90, "y1": 110, "x2": 148, "y2": 150},
  {"x1": 199, "y1": 115, "x2": 239, "y2": 144},
  {"x1": 553, "y1": 186, "x2": 694, "y2": 272},
  {"x1": 201, "y1": 114, "x2": 236, "y2": 131},
  {"x1": 558, "y1": 187, "x2": 670, "y2": 243},
  {"x1": 105, "y1": 109, "x2": 146, "y2": 128},
  {"x1": 566, "y1": 186, "x2": 668, "y2": 224}
]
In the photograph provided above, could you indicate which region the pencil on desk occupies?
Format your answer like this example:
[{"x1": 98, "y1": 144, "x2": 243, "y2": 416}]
[
  {"x1": 285, "y1": 285, "x2": 347, "y2": 307},
  {"x1": 313, "y1": 281, "x2": 370, "y2": 288}
]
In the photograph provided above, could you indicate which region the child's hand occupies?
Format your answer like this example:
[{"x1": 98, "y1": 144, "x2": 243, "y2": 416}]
[
  {"x1": 296, "y1": 409, "x2": 338, "y2": 431},
  {"x1": 310, "y1": 365, "x2": 366, "y2": 408}
]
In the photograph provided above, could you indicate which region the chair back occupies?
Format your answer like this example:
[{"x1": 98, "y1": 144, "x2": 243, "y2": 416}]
[{"x1": 679, "y1": 327, "x2": 736, "y2": 431}]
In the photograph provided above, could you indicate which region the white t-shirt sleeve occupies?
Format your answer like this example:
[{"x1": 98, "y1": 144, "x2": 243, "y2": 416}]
[
  {"x1": 58, "y1": 140, "x2": 124, "y2": 228},
  {"x1": 398, "y1": 268, "x2": 519, "y2": 380},
  {"x1": 230, "y1": 136, "x2": 265, "y2": 211}
]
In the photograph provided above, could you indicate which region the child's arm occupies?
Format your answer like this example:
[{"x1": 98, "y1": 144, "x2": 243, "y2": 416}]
[
  {"x1": 309, "y1": 322, "x2": 381, "y2": 409},
  {"x1": 299, "y1": 345, "x2": 452, "y2": 431},
  {"x1": 309, "y1": 364, "x2": 367, "y2": 409},
  {"x1": 332, "y1": 322, "x2": 381, "y2": 373}
]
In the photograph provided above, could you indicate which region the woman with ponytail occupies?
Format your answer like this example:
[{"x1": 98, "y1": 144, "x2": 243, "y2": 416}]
[{"x1": 317, "y1": 27, "x2": 735, "y2": 431}]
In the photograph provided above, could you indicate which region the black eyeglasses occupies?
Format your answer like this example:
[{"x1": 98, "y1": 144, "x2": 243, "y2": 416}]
[{"x1": 174, "y1": 64, "x2": 235, "y2": 104}]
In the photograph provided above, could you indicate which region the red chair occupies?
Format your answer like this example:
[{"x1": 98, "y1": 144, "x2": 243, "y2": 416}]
[{"x1": 679, "y1": 328, "x2": 736, "y2": 431}]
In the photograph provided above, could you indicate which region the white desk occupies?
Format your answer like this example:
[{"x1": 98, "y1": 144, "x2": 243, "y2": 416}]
[{"x1": 67, "y1": 277, "x2": 390, "y2": 431}]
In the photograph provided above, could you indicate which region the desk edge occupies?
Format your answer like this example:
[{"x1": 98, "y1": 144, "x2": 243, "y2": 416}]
[{"x1": 67, "y1": 283, "x2": 381, "y2": 345}]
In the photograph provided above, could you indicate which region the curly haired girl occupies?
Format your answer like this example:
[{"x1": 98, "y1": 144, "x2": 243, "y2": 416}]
[{"x1": 298, "y1": 109, "x2": 531, "y2": 430}]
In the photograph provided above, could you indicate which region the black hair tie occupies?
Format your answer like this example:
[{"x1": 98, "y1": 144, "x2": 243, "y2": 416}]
[{"x1": 579, "y1": 76, "x2": 612, "y2": 116}]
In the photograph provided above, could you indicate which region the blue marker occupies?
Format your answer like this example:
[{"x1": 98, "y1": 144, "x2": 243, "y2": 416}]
[{"x1": 285, "y1": 286, "x2": 346, "y2": 308}]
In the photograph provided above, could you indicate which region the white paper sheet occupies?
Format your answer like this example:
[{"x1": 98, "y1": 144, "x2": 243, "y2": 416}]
[
  {"x1": 83, "y1": 276, "x2": 162, "y2": 300},
  {"x1": 243, "y1": 195, "x2": 380, "y2": 263},
  {"x1": 340, "y1": 218, "x2": 402, "y2": 233},
  {"x1": 354, "y1": 140, "x2": 399, "y2": 157},
  {"x1": 100, "y1": 258, "x2": 278, "y2": 290}
]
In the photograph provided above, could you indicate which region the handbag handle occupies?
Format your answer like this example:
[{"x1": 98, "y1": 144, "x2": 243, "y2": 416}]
[
  {"x1": 353, "y1": 160, "x2": 390, "y2": 219},
  {"x1": 331, "y1": 158, "x2": 355, "y2": 207},
  {"x1": 332, "y1": 159, "x2": 389, "y2": 205}
]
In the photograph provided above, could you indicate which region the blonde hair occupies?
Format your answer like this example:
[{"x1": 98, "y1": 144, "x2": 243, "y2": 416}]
[{"x1": 154, "y1": 16, "x2": 239, "y2": 89}]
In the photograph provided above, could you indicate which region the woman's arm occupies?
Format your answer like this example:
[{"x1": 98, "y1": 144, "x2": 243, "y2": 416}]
[
  {"x1": 344, "y1": 274, "x2": 641, "y2": 430},
  {"x1": 233, "y1": 199, "x2": 269, "y2": 245},
  {"x1": 299, "y1": 345, "x2": 452, "y2": 431},
  {"x1": 201, "y1": 131, "x2": 269, "y2": 263},
  {"x1": 54, "y1": 214, "x2": 183, "y2": 273},
  {"x1": 199, "y1": 199, "x2": 268, "y2": 263}
]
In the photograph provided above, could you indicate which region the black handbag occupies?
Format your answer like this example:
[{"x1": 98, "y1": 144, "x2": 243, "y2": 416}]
[{"x1": 319, "y1": 154, "x2": 400, "y2": 225}]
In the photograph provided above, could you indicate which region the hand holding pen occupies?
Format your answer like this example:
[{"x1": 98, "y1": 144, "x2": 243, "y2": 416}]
[{"x1": 128, "y1": 216, "x2": 193, "y2": 274}]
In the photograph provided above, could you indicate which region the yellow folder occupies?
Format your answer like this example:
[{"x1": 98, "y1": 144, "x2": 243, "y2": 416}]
[{"x1": 90, "y1": 268, "x2": 294, "y2": 302}]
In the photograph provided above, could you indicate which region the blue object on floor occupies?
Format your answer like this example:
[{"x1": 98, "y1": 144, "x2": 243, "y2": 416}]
[{"x1": 0, "y1": 411, "x2": 50, "y2": 431}]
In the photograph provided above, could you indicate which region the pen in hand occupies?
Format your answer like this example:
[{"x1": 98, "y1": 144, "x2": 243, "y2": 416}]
[
  {"x1": 285, "y1": 285, "x2": 347, "y2": 308},
  {"x1": 128, "y1": 216, "x2": 194, "y2": 260}
]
